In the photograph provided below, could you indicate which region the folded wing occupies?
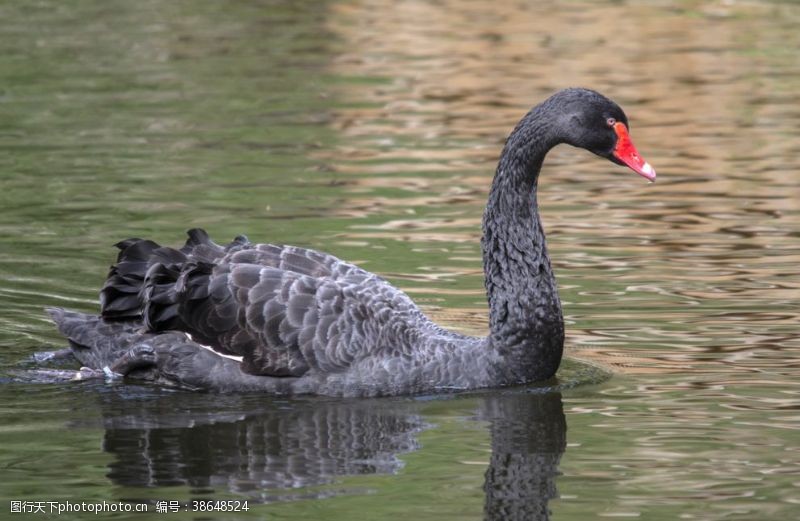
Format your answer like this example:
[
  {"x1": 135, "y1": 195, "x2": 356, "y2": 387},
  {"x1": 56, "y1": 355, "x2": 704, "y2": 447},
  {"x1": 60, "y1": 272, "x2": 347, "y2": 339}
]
[{"x1": 101, "y1": 229, "x2": 382, "y2": 377}]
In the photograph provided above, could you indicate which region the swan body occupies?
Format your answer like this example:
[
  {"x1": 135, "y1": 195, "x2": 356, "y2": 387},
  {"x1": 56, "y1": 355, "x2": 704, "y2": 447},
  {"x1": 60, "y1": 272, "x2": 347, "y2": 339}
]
[{"x1": 48, "y1": 88, "x2": 655, "y2": 397}]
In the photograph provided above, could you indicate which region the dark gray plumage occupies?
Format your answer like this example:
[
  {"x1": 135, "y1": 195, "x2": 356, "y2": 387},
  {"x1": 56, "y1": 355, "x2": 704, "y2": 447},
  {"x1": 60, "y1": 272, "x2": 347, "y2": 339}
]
[{"x1": 47, "y1": 88, "x2": 653, "y2": 397}]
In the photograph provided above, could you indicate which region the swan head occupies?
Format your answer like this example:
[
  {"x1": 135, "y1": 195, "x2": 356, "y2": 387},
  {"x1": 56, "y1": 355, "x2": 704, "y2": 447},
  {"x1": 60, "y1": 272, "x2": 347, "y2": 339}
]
[{"x1": 554, "y1": 88, "x2": 656, "y2": 182}]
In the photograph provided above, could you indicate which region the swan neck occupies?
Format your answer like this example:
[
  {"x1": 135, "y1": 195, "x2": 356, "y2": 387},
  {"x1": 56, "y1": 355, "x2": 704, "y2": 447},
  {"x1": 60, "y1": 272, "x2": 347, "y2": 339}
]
[{"x1": 481, "y1": 106, "x2": 565, "y2": 383}]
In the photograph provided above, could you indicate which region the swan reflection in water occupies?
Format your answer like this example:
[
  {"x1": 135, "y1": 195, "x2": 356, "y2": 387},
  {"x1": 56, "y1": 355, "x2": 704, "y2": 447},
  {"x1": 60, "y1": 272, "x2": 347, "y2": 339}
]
[
  {"x1": 478, "y1": 391, "x2": 566, "y2": 520},
  {"x1": 88, "y1": 388, "x2": 566, "y2": 519}
]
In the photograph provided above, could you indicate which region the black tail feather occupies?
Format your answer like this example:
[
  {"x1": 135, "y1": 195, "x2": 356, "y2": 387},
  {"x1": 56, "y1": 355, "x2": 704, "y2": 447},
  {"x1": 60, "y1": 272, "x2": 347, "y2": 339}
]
[
  {"x1": 100, "y1": 239, "x2": 162, "y2": 320},
  {"x1": 99, "y1": 228, "x2": 250, "y2": 329},
  {"x1": 180, "y1": 227, "x2": 245, "y2": 264},
  {"x1": 141, "y1": 260, "x2": 184, "y2": 331}
]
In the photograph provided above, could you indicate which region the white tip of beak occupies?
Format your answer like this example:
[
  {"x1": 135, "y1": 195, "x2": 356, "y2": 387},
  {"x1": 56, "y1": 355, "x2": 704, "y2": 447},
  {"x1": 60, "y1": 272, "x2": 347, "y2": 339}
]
[{"x1": 641, "y1": 162, "x2": 656, "y2": 182}]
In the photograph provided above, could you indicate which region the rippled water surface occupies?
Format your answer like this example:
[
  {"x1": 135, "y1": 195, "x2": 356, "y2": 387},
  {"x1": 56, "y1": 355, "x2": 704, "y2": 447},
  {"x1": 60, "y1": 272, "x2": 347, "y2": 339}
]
[{"x1": 1, "y1": 1, "x2": 799, "y2": 519}]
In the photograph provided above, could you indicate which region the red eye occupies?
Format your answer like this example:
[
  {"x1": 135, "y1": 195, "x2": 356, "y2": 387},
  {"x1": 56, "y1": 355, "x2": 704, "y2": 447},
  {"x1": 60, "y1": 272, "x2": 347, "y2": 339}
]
[{"x1": 606, "y1": 117, "x2": 617, "y2": 127}]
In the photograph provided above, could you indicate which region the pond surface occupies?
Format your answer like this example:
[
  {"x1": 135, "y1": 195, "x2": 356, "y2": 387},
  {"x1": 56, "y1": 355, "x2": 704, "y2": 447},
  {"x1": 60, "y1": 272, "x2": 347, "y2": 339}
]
[{"x1": 1, "y1": 1, "x2": 799, "y2": 519}]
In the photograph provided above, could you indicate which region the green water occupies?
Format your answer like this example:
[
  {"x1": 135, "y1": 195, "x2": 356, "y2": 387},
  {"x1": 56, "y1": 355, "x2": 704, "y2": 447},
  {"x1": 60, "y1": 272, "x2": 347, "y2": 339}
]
[{"x1": 1, "y1": 1, "x2": 799, "y2": 519}]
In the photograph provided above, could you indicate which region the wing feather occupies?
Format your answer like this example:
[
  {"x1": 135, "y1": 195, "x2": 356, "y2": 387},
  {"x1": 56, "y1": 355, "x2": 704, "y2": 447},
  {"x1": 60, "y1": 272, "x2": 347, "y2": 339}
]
[
  {"x1": 172, "y1": 259, "x2": 396, "y2": 378},
  {"x1": 102, "y1": 229, "x2": 418, "y2": 379}
]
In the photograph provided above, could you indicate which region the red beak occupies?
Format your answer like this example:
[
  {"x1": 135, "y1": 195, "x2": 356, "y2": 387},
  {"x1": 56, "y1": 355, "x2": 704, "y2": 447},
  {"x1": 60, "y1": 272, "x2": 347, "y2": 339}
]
[{"x1": 612, "y1": 122, "x2": 656, "y2": 182}]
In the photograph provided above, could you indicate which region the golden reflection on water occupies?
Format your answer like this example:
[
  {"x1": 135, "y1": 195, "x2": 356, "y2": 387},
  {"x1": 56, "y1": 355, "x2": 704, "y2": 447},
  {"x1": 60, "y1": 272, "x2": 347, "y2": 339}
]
[{"x1": 319, "y1": 0, "x2": 800, "y2": 388}]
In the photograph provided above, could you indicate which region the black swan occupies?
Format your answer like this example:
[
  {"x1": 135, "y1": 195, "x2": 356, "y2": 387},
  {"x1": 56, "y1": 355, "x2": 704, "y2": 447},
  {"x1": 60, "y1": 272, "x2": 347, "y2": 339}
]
[{"x1": 46, "y1": 88, "x2": 655, "y2": 396}]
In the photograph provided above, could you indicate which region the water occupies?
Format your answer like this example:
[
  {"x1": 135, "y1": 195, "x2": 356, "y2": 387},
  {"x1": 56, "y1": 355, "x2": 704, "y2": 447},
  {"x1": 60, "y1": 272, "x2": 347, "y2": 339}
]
[{"x1": 1, "y1": 0, "x2": 799, "y2": 519}]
